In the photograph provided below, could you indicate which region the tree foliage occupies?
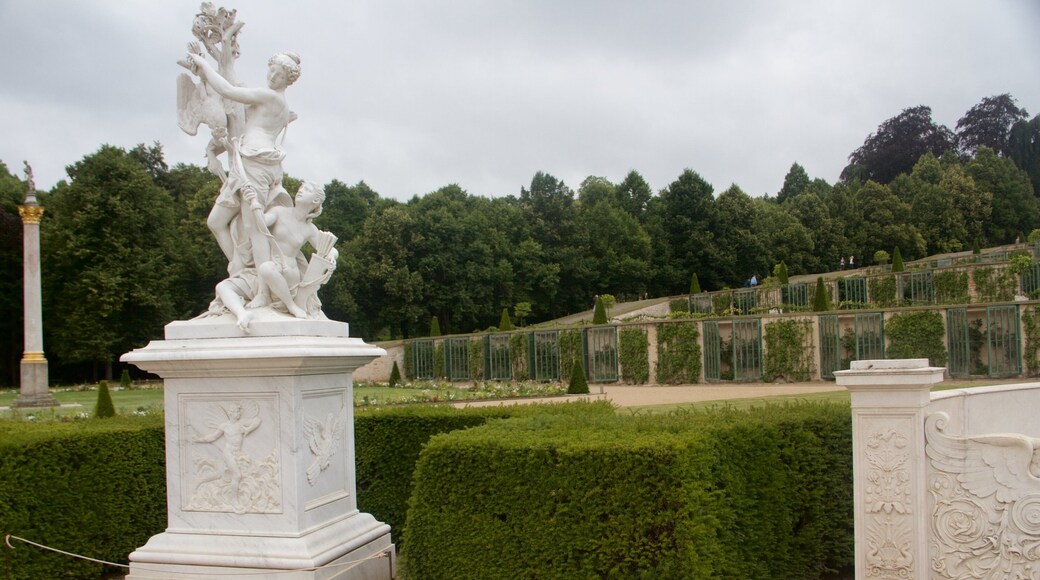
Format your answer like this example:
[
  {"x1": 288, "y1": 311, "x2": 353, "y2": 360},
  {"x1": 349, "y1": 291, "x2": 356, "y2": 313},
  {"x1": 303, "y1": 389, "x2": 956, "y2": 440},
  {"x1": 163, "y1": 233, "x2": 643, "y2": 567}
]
[
  {"x1": 42, "y1": 145, "x2": 178, "y2": 377},
  {"x1": 956, "y1": 94, "x2": 1029, "y2": 158},
  {"x1": 2, "y1": 95, "x2": 1037, "y2": 384},
  {"x1": 843, "y1": 105, "x2": 955, "y2": 184}
]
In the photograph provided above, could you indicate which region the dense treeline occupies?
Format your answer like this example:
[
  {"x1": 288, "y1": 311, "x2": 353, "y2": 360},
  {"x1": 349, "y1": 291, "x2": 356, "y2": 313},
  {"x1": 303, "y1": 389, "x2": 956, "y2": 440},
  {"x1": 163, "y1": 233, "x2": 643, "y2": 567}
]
[{"x1": 2, "y1": 94, "x2": 1040, "y2": 384}]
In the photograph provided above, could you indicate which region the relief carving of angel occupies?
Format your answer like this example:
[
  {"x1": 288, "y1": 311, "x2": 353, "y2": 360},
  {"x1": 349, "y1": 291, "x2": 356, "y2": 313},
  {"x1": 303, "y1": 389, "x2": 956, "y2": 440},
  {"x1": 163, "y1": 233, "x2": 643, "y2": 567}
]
[{"x1": 303, "y1": 405, "x2": 349, "y2": 486}]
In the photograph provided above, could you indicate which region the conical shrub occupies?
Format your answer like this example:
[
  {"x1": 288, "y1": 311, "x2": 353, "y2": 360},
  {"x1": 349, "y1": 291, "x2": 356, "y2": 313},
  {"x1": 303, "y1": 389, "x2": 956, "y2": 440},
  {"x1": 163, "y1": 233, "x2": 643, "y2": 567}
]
[
  {"x1": 567, "y1": 360, "x2": 589, "y2": 394},
  {"x1": 812, "y1": 277, "x2": 831, "y2": 312},
  {"x1": 690, "y1": 273, "x2": 701, "y2": 295},
  {"x1": 892, "y1": 247, "x2": 904, "y2": 272},
  {"x1": 430, "y1": 316, "x2": 441, "y2": 337},
  {"x1": 389, "y1": 361, "x2": 402, "y2": 388},
  {"x1": 593, "y1": 296, "x2": 608, "y2": 324},
  {"x1": 499, "y1": 308, "x2": 514, "y2": 331},
  {"x1": 94, "y1": 380, "x2": 116, "y2": 419}
]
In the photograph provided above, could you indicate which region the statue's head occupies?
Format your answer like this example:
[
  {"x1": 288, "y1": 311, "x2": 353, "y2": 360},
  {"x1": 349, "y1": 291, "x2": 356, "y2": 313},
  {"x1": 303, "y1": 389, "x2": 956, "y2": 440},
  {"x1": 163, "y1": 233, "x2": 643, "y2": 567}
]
[
  {"x1": 296, "y1": 181, "x2": 326, "y2": 219},
  {"x1": 267, "y1": 53, "x2": 301, "y2": 88}
]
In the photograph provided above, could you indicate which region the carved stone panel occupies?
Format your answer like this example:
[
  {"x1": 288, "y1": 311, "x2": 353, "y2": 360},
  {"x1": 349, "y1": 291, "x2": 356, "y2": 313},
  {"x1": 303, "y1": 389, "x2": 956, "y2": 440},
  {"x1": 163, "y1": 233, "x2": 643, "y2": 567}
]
[
  {"x1": 926, "y1": 412, "x2": 1040, "y2": 578},
  {"x1": 179, "y1": 394, "x2": 282, "y2": 514},
  {"x1": 858, "y1": 415, "x2": 919, "y2": 579}
]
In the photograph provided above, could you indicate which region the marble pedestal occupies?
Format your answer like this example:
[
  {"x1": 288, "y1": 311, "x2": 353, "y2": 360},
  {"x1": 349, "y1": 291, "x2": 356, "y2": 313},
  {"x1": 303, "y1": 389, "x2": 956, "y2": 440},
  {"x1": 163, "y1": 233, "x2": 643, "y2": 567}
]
[{"x1": 121, "y1": 313, "x2": 394, "y2": 579}]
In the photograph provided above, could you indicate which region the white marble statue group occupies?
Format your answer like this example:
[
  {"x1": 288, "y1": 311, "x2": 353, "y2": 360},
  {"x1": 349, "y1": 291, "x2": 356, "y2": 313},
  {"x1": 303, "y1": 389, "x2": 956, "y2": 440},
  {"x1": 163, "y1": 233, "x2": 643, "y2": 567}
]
[{"x1": 177, "y1": 3, "x2": 336, "y2": 332}]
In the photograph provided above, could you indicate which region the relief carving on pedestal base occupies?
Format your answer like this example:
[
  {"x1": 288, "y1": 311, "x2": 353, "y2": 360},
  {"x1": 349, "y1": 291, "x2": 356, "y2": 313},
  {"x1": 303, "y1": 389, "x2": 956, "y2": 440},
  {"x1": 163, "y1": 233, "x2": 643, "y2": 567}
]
[{"x1": 181, "y1": 396, "x2": 281, "y2": 514}]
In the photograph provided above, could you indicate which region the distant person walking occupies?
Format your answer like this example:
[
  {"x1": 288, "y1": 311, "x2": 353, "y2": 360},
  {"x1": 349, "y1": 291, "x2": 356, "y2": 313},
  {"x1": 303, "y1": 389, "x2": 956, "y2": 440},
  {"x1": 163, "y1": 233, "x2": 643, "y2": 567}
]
[
  {"x1": 849, "y1": 255, "x2": 855, "y2": 269},
  {"x1": 840, "y1": 257, "x2": 845, "y2": 270},
  {"x1": 750, "y1": 274, "x2": 758, "y2": 286}
]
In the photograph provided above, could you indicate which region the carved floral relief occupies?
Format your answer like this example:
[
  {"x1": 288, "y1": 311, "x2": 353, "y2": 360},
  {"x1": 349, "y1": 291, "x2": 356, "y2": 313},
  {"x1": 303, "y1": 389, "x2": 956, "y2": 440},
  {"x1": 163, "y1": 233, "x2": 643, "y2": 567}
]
[
  {"x1": 925, "y1": 412, "x2": 1040, "y2": 578},
  {"x1": 862, "y1": 422, "x2": 917, "y2": 578}
]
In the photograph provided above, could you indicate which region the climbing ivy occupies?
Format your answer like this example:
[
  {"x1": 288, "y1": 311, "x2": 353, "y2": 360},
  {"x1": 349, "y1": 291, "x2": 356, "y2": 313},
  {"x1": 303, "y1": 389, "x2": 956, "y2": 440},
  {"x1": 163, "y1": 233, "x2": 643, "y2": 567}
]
[
  {"x1": 972, "y1": 266, "x2": 1016, "y2": 303},
  {"x1": 403, "y1": 341, "x2": 414, "y2": 379},
  {"x1": 933, "y1": 270, "x2": 970, "y2": 305},
  {"x1": 868, "y1": 275, "x2": 898, "y2": 308},
  {"x1": 434, "y1": 341, "x2": 445, "y2": 379},
  {"x1": 559, "y1": 329, "x2": 583, "y2": 382},
  {"x1": 510, "y1": 333, "x2": 529, "y2": 381},
  {"x1": 656, "y1": 321, "x2": 701, "y2": 384},
  {"x1": 618, "y1": 327, "x2": 650, "y2": 384},
  {"x1": 669, "y1": 298, "x2": 690, "y2": 314},
  {"x1": 712, "y1": 292, "x2": 732, "y2": 315},
  {"x1": 469, "y1": 337, "x2": 484, "y2": 380},
  {"x1": 885, "y1": 311, "x2": 948, "y2": 366},
  {"x1": 763, "y1": 319, "x2": 815, "y2": 382},
  {"x1": 1021, "y1": 306, "x2": 1040, "y2": 375}
]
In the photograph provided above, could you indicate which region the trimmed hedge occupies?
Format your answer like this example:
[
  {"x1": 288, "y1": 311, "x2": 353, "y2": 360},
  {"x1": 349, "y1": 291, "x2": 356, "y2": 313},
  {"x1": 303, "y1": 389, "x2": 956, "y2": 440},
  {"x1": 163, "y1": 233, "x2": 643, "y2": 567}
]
[
  {"x1": 0, "y1": 416, "x2": 166, "y2": 579},
  {"x1": 354, "y1": 401, "x2": 616, "y2": 551},
  {"x1": 403, "y1": 402, "x2": 853, "y2": 579}
]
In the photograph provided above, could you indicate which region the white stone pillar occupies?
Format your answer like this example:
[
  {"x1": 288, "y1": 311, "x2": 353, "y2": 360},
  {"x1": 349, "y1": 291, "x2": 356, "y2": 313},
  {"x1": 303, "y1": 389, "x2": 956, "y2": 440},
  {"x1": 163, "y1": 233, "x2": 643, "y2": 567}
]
[
  {"x1": 835, "y1": 359, "x2": 944, "y2": 580},
  {"x1": 14, "y1": 170, "x2": 57, "y2": 408},
  {"x1": 122, "y1": 318, "x2": 394, "y2": 579}
]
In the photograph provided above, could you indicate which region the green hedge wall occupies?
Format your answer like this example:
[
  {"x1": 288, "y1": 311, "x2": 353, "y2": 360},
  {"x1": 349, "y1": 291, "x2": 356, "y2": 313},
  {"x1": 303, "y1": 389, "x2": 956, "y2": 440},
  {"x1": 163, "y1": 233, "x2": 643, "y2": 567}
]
[
  {"x1": 656, "y1": 321, "x2": 702, "y2": 384},
  {"x1": 355, "y1": 401, "x2": 615, "y2": 551},
  {"x1": 885, "y1": 310, "x2": 948, "y2": 366},
  {"x1": 618, "y1": 327, "x2": 650, "y2": 384},
  {"x1": 403, "y1": 402, "x2": 853, "y2": 579},
  {"x1": 0, "y1": 417, "x2": 166, "y2": 579}
]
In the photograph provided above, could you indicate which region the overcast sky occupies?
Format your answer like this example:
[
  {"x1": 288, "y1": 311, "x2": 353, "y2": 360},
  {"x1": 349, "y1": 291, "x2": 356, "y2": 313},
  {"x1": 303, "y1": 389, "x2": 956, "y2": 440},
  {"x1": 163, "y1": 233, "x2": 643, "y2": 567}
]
[{"x1": 2, "y1": 1, "x2": 1038, "y2": 201}]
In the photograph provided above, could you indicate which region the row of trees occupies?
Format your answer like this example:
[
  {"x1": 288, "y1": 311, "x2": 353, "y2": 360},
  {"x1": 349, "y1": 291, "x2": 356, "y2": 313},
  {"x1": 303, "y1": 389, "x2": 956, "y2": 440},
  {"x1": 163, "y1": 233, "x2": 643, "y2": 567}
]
[{"x1": 2, "y1": 94, "x2": 1039, "y2": 384}]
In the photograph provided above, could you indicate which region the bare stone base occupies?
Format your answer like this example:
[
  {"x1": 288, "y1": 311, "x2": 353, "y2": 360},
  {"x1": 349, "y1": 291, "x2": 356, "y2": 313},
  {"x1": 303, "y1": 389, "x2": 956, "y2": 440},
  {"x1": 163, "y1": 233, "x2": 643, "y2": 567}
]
[
  {"x1": 14, "y1": 360, "x2": 57, "y2": 408},
  {"x1": 126, "y1": 516, "x2": 394, "y2": 579}
]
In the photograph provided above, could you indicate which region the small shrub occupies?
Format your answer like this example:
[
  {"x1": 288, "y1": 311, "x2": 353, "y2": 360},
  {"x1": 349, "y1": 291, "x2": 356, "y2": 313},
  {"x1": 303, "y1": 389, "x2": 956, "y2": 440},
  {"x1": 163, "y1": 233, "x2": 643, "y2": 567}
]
[
  {"x1": 593, "y1": 296, "x2": 608, "y2": 324},
  {"x1": 892, "y1": 247, "x2": 904, "y2": 272},
  {"x1": 873, "y1": 250, "x2": 889, "y2": 265},
  {"x1": 429, "y1": 316, "x2": 441, "y2": 337},
  {"x1": 389, "y1": 361, "x2": 402, "y2": 388},
  {"x1": 119, "y1": 369, "x2": 132, "y2": 390},
  {"x1": 567, "y1": 360, "x2": 589, "y2": 394},
  {"x1": 94, "y1": 380, "x2": 116, "y2": 419},
  {"x1": 812, "y1": 277, "x2": 831, "y2": 312},
  {"x1": 690, "y1": 273, "x2": 702, "y2": 294},
  {"x1": 498, "y1": 308, "x2": 514, "y2": 331}
]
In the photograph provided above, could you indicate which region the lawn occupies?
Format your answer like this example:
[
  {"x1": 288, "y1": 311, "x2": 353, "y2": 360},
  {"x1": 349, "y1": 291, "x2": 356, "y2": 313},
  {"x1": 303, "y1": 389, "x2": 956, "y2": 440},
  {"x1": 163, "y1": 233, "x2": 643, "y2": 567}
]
[{"x1": 0, "y1": 380, "x2": 569, "y2": 419}]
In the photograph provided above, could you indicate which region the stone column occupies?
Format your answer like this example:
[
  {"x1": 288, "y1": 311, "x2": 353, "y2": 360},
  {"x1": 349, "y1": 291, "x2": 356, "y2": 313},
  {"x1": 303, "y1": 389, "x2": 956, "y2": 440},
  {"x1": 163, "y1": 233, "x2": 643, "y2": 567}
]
[
  {"x1": 835, "y1": 359, "x2": 944, "y2": 580},
  {"x1": 122, "y1": 318, "x2": 394, "y2": 579},
  {"x1": 14, "y1": 162, "x2": 57, "y2": 409}
]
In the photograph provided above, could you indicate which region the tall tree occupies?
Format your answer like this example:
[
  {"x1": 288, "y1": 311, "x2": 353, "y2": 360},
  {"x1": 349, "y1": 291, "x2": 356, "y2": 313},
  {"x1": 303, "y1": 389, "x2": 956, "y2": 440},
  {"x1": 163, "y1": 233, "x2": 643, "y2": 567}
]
[
  {"x1": 956, "y1": 94, "x2": 1028, "y2": 158},
  {"x1": 847, "y1": 180, "x2": 926, "y2": 261},
  {"x1": 350, "y1": 205, "x2": 424, "y2": 339},
  {"x1": 899, "y1": 154, "x2": 967, "y2": 254},
  {"x1": 648, "y1": 169, "x2": 718, "y2": 292},
  {"x1": 577, "y1": 197, "x2": 652, "y2": 301},
  {"x1": 577, "y1": 175, "x2": 615, "y2": 207},
  {"x1": 42, "y1": 145, "x2": 179, "y2": 380},
  {"x1": 316, "y1": 179, "x2": 382, "y2": 244},
  {"x1": 842, "y1": 105, "x2": 955, "y2": 184},
  {"x1": 713, "y1": 185, "x2": 767, "y2": 285},
  {"x1": 967, "y1": 147, "x2": 1038, "y2": 244},
  {"x1": 777, "y1": 162, "x2": 810, "y2": 204},
  {"x1": 520, "y1": 172, "x2": 584, "y2": 318},
  {"x1": 614, "y1": 170, "x2": 653, "y2": 222},
  {"x1": 1009, "y1": 115, "x2": 1040, "y2": 195},
  {"x1": 0, "y1": 162, "x2": 27, "y2": 386}
]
